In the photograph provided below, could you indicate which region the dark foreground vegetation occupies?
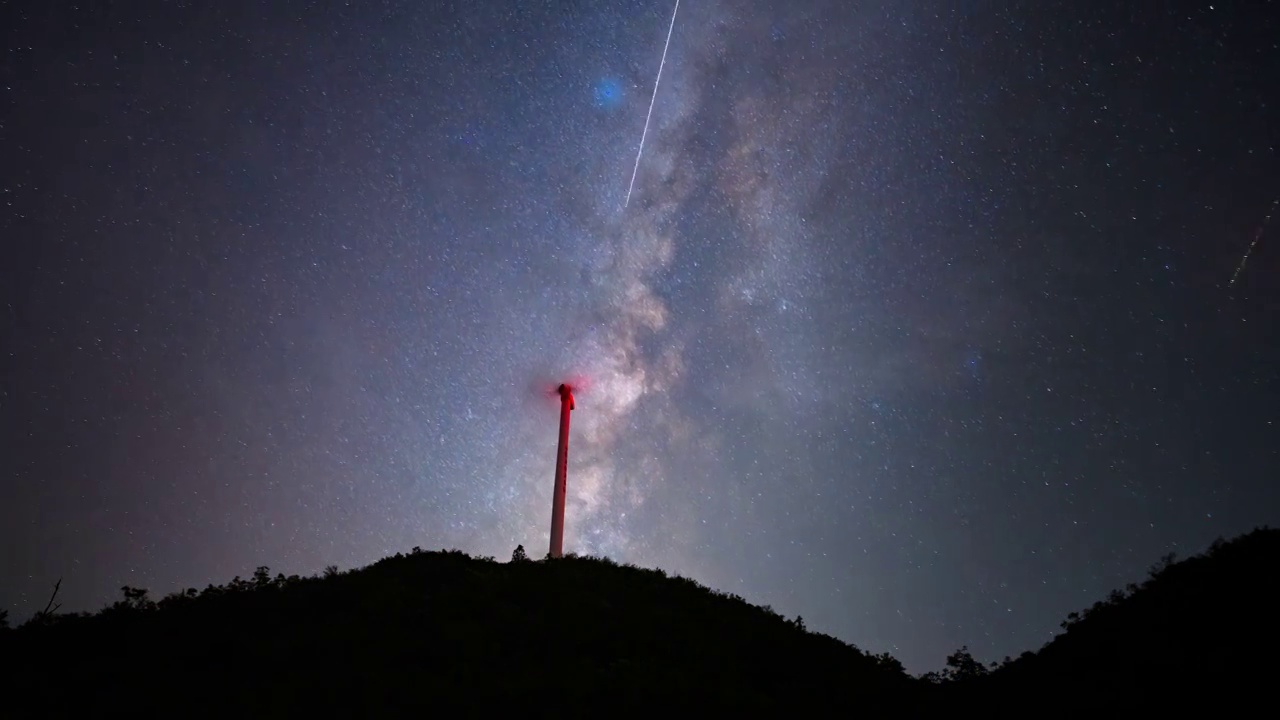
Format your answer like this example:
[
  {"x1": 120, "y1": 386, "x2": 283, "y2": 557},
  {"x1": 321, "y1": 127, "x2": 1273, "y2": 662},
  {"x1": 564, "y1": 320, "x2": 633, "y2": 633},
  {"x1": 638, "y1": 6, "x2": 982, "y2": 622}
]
[{"x1": 1, "y1": 528, "x2": 1276, "y2": 715}]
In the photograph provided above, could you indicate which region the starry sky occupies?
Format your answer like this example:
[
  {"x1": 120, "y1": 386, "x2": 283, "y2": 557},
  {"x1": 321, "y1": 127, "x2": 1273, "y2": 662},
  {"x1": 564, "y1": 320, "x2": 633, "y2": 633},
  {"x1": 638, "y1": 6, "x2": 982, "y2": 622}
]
[{"x1": 2, "y1": 1, "x2": 1278, "y2": 673}]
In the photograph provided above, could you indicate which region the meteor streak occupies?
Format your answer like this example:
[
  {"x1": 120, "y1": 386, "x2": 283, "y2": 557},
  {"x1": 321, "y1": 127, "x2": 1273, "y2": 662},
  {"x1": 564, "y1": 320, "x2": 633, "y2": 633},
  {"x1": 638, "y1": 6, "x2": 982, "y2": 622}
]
[
  {"x1": 624, "y1": 0, "x2": 680, "y2": 209},
  {"x1": 1229, "y1": 195, "x2": 1279, "y2": 288}
]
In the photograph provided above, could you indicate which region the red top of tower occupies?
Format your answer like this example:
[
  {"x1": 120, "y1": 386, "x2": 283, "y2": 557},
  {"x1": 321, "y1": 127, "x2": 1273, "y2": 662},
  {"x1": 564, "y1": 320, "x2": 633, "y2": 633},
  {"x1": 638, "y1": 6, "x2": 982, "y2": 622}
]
[{"x1": 558, "y1": 383, "x2": 575, "y2": 410}]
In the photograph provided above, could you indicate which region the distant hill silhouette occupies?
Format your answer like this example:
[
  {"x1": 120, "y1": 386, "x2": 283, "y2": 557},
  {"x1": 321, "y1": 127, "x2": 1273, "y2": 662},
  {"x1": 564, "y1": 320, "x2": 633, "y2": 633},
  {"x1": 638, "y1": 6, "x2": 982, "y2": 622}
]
[
  {"x1": 923, "y1": 526, "x2": 1279, "y2": 713},
  {"x1": 1, "y1": 529, "x2": 1275, "y2": 715}
]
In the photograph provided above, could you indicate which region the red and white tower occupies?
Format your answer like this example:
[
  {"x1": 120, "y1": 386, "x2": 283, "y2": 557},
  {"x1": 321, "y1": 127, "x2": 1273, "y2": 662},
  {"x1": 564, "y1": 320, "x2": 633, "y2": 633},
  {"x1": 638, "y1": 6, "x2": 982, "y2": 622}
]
[{"x1": 548, "y1": 383, "x2": 575, "y2": 558}]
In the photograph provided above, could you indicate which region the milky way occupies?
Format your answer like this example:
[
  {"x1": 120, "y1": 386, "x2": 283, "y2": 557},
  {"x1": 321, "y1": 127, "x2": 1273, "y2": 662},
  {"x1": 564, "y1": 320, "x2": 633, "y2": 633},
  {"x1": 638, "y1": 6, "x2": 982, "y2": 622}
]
[{"x1": 3, "y1": 1, "x2": 1279, "y2": 673}]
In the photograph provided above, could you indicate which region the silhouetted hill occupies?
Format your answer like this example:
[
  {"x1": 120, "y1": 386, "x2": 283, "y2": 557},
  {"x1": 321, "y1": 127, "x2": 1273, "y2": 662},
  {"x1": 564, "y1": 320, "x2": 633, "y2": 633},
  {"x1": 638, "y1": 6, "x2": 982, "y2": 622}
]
[
  {"x1": 2, "y1": 530, "x2": 1276, "y2": 715},
  {"x1": 0, "y1": 548, "x2": 915, "y2": 715},
  {"x1": 929, "y1": 527, "x2": 1280, "y2": 713}
]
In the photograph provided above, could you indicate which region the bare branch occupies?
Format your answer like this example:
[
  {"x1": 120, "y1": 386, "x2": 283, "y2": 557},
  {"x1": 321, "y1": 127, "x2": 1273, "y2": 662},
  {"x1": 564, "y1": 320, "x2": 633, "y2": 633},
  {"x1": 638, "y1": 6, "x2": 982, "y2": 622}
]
[{"x1": 36, "y1": 578, "x2": 62, "y2": 620}]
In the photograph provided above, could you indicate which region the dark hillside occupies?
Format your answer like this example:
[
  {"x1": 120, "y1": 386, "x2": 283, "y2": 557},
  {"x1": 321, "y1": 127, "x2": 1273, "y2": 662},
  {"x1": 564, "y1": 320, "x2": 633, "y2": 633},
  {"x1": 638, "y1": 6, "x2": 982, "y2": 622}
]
[
  {"x1": 3, "y1": 530, "x2": 1276, "y2": 715},
  {"x1": 935, "y1": 527, "x2": 1280, "y2": 713},
  {"x1": 0, "y1": 548, "x2": 916, "y2": 715}
]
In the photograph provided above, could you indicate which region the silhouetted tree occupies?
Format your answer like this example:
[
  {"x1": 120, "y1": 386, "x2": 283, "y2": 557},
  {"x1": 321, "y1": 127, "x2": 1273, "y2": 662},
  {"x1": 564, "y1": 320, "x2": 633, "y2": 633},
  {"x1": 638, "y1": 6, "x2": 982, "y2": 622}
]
[
  {"x1": 118, "y1": 586, "x2": 155, "y2": 611},
  {"x1": 323, "y1": 565, "x2": 340, "y2": 579},
  {"x1": 511, "y1": 545, "x2": 528, "y2": 563},
  {"x1": 1149, "y1": 552, "x2": 1178, "y2": 578},
  {"x1": 873, "y1": 652, "x2": 905, "y2": 675},
  {"x1": 253, "y1": 566, "x2": 273, "y2": 588},
  {"x1": 935, "y1": 646, "x2": 988, "y2": 682},
  {"x1": 158, "y1": 588, "x2": 199, "y2": 611}
]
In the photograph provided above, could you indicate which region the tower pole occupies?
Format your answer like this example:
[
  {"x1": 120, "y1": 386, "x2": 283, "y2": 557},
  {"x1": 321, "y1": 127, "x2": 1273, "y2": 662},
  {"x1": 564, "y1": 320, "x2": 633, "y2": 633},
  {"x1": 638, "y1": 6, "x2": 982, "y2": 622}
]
[{"x1": 549, "y1": 383, "x2": 574, "y2": 558}]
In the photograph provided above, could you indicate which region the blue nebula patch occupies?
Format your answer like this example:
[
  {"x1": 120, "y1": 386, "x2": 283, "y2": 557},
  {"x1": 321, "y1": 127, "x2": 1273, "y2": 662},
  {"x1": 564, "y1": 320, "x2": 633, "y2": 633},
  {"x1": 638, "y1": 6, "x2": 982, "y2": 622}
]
[{"x1": 593, "y1": 78, "x2": 623, "y2": 109}]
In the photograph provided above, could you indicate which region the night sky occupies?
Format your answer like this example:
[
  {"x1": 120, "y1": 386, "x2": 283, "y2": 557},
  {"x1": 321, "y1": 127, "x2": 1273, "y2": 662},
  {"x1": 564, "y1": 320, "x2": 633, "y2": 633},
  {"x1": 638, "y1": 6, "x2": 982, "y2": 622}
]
[{"x1": 3, "y1": 1, "x2": 1278, "y2": 673}]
